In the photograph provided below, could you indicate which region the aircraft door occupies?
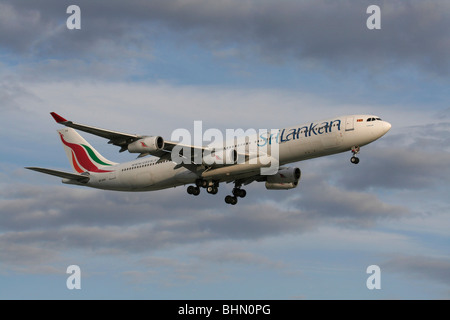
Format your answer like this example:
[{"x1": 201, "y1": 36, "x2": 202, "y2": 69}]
[{"x1": 345, "y1": 117, "x2": 354, "y2": 131}]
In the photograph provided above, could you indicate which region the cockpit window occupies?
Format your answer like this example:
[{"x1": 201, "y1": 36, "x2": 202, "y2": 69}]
[{"x1": 367, "y1": 117, "x2": 382, "y2": 122}]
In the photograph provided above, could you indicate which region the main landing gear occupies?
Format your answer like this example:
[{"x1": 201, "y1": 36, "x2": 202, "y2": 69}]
[
  {"x1": 186, "y1": 179, "x2": 247, "y2": 205},
  {"x1": 350, "y1": 146, "x2": 360, "y2": 164},
  {"x1": 187, "y1": 179, "x2": 218, "y2": 196},
  {"x1": 187, "y1": 185, "x2": 200, "y2": 196},
  {"x1": 225, "y1": 185, "x2": 246, "y2": 205}
]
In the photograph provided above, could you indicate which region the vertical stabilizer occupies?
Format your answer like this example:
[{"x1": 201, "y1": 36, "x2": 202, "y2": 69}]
[{"x1": 57, "y1": 128, "x2": 117, "y2": 173}]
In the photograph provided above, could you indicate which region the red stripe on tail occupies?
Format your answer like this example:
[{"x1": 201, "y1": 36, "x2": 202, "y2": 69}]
[
  {"x1": 71, "y1": 151, "x2": 84, "y2": 173},
  {"x1": 59, "y1": 132, "x2": 111, "y2": 173}
]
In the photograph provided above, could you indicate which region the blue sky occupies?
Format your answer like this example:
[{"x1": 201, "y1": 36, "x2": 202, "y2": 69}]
[{"x1": 1, "y1": 0, "x2": 449, "y2": 299}]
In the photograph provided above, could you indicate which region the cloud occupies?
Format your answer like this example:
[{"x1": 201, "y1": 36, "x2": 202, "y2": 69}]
[
  {"x1": 0, "y1": 241, "x2": 57, "y2": 269},
  {"x1": 0, "y1": 80, "x2": 424, "y2": 275},
  {"x1": 384, "y1": 255, "x2": 450, "y2": 287},
  {"x1": 0, "y1": 1, "x2": 448, "y2": 299},
  {"x1": 0, "y1": 2, "x2": 43, "y2": 53},
  {"x1": 294, "y1": 175, "x2": 408, "y2": 228},
  {"x1": 0, "y1": 167, "x2": 408, "y2": 274},
  {"x1": 125, "y1": 246, "x2": 289, "y2": 286},
  {"x1": 332, "y1": 123, "x2": 450, "y2": 191},
  {"x1": 2, "y1": 80, "x2": 362, "y2": 145},
  {"x1": 193, "y1": 246, "x2": 286, "y2": 269},
  {"x1": 1, "y1": 0, "x2": 449, "y2": 75}
]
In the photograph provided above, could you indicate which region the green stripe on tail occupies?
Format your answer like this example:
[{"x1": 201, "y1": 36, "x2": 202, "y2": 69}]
[{"x1": 81, "y1": 144, "x2": 112, "y2": 166}]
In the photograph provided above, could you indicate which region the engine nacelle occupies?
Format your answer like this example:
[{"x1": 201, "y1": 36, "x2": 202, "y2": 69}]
[
  {"x1": 265, "y1": 167, "x2": 301, "y2": 190},
  {"x1": 128, "y1": 136, "x2": 164, "y2": 154}
]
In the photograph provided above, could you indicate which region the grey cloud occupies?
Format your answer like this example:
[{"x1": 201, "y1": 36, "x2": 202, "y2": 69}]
[
  {"x1": 333, "y1": 122, "x2": 450, "y2": 191},
  {"x1": 0, "y1": 114, "x2": 416, "y2": 274},
  {"x1": 0, "y1": 184, "x2": 197, "y2": 231},
  {"x1": 132, "y1": 248, "x2": 287, "y2": 286},
  {"x1": 0, "y1": 2, "x2": 44, "y2": 53},
  {"x1": 295, "y1": 176, "x2": 408, "y2": 228},
  {"x1": 336, "y1": 148, "x2": 450, "y2": 190},
  {"x1": 0, "y1": 241, "x2": 56, "y2": 267},
  {"x1": 193, "y1": 247, "x2": 286, "y2": 269},
  {"x1": 0, "y1": 81, "x2": 38, "y2": 112},
  {"x1": 383, "y1": 255, "x2": 450, "y2": 286},
  {"x1": 0, "y1": 168, "x2": 407, "y2": 273},
  {"x1": 1, "y1": 0, "x2": 449, "y2": 74},
  {"x1": 0, "y1": 184, "x2": 311, "y2": 241},
  {"x1": 390, "y1": 123, "x2": 450, "y2": 153}
]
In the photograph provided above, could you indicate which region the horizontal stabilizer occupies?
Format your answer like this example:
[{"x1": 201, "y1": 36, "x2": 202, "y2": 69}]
[{"x1": 25, "y1": 167, "x2": 90, "y2": 183}]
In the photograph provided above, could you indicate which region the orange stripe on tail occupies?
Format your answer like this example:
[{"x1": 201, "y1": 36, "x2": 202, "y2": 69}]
[{"x1": 71, "y1": 151, "x2": 84, "y2": 173}]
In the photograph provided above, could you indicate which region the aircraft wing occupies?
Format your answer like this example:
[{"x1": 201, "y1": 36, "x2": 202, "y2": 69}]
[
  {"x1": 26, "y1": 167, "x2": 90, "y2": 183},
  {"x1": 50, "y1": 112, "x2": 200, "y2": 158},
  {"x1": 51, "y1": 112, "x2": 143, "y2": 151},
  {"x1": 50, "y1": 112, "x2": 242, "y2": 164}
]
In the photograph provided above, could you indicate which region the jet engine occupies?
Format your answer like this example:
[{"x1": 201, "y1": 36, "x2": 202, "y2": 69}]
[
  {"x1": 128, "y1": 136, "x2": 164, "y2": 154},
  {"x1": 265, "y1": 167, "x2": 301, "y2": 190}
]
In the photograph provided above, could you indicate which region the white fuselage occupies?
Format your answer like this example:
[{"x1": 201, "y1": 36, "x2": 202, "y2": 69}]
[{"x1": 75, "y1": 115, "x2": 391, "y2": 191}]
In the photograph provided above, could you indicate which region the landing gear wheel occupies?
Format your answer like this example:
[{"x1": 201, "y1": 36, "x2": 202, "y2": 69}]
[
  {"x1": 188, "y1": 185, "x2": 200, "y2": 196},
  {"x1": 233, "y1": 188, "x2": 246, "y2": 198},
  {"x1": 350, "y1": 156, "x2": 360, "y2": 164},
  {"x1": 207, "y1": 186, "x2": 218, "y2": 194},
  {"x1": 350, "y1": 146, "x2": 360, "y2": 164},
  {"x1": 192, "y1": 187, "x2": 200, "y2": 196},
  {"x1": 225, "y1": 195, "x2": 238, "y2": 205}
]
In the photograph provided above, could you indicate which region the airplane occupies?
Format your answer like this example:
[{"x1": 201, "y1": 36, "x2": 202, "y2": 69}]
[{"x1": 26, "y1": 113, "x2": 391, "y2": 205}]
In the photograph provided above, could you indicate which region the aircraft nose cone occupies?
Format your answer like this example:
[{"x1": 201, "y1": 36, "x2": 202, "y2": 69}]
[{"x1": 383, "y1": 121, "x2": 392, "y2": 133}]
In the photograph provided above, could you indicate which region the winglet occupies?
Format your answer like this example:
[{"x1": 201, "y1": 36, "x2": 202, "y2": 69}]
[{"x1": 50, "y1": 112, "x2": 68, "y2": 123}]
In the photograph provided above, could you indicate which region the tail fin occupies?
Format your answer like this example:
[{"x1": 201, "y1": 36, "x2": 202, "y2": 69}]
[{"x1": 57, "y1": 128, "x2": 117, "y2": 173}]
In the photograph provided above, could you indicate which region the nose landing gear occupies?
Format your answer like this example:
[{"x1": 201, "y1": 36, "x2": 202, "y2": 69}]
[{"x1": 350, "y1": 146, "x2": 360, "y2": 164}]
